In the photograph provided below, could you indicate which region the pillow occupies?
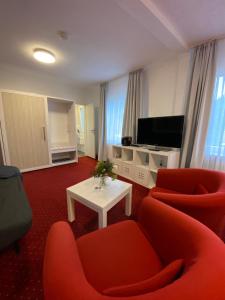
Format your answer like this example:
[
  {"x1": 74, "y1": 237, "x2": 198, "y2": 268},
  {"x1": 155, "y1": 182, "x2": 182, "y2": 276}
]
[
  {"x1": 102, "y1": 259, "x2": 184, "y2": 297},
  {"x1": 194, "y1": 184, "x2": 208, "y2": 194}
]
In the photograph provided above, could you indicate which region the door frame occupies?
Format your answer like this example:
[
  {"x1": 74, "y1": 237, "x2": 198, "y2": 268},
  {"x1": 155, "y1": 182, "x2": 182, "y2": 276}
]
[
  {"x1": 84, "y1": 103, "x2": 96, "y2": 159},
  {"x1": 75, "y1": 104, "x2": 86, "y2": 156}
]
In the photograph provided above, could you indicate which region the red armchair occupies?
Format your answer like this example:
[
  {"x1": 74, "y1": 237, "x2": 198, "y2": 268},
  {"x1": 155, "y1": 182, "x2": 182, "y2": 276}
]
[
  {"x1": 43, "y1": 197, "x2": 225, "y2": 300},
  {"x1": 150, "y1": 168, "x2": 225, "y2": 239}
]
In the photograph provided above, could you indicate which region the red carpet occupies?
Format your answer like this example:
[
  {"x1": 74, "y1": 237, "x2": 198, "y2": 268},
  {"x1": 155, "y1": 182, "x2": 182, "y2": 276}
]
[{"x1": 0, "y1": 157, "x2": 149, "y2": 300}]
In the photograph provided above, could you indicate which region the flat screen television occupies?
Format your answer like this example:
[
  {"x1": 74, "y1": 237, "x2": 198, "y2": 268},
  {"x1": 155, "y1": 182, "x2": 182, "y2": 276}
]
[{"x1": 137, "y1": 115, "x2": 184, "y2": 148}]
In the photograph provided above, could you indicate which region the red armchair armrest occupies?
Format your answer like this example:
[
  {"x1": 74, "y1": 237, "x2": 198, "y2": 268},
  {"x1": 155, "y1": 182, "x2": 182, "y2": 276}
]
[{"x1": 43, "y1": 221, "x2": 102, "y2": 300}]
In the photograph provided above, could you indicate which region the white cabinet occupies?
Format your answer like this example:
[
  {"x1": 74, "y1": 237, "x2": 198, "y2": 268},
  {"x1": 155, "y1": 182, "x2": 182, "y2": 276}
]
[
  {"x1": 121, "y1": 162, "x2": 134, "y2": 179},
  {"x1": 134, "y1": 167, "x2": 154, "y2": 187},
  {"x1": 110, "y1": 145, "x2": 180, "y2": 188}
]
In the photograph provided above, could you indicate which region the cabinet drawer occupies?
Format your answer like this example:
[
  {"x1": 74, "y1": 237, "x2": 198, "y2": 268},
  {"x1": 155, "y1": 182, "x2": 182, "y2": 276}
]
[
  {"x1": 113, "y1": 163, "x2": 121, "y2": 174},
  {"x1": 134, "y1": 168, "x2": 150, "y2": 186},
  {"x1": 121, "y1": 163, "x2": 134, "y2": 178}
]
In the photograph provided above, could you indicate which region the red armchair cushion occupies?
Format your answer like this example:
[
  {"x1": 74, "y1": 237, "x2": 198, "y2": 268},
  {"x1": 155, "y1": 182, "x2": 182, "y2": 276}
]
[
  {"x1": 77, "y1": 220, "x2": 162, "y2": 292},
  {"x1": 194, "y1": 184, "x2": 208, "y2": 194},
  {"x1": 103, "y1": 258, "x2": 184, "y2": 296}
]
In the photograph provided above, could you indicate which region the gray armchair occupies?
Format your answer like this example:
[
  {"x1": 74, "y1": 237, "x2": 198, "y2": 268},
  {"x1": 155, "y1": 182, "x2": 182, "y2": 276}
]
[{"x1": 0, "y1": 166, "x2": 32, "y2": 252}]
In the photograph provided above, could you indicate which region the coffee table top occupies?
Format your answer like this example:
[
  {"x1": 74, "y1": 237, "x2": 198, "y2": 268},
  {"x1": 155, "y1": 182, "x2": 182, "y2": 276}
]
[{"x1": 67, "y1": 177, "x2": 132, "y2": 210}]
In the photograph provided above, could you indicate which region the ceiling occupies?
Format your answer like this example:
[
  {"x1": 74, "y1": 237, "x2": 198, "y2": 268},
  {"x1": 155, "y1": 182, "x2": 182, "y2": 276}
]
[
  {"x1": 0, "y1": 0, "x2": 224, "y2": 86},
  {"x1": 150, "y1": 0, "x2": 225, "y2": 47}
]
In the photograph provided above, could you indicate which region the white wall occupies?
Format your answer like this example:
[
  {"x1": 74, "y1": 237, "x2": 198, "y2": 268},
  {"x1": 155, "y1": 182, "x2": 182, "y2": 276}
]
[
  {"x1": 77, "y1": 84, "x2": 100, "y2": 107},
  {"x1": 0, "y1": 63, "x2": 84, "y2": 101},
  {"x1": 142, "y1": 52, "x2": 190, "y2": 117}
]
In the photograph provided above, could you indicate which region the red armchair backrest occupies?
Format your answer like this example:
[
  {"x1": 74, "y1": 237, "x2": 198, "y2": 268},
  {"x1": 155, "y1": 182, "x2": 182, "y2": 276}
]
[
  {"x1": 153, "y1": 168, "x2": 225, "y2": 238},
  {"x1": 156, "y1": 168, "x2": 225, "y2": 193},
  {"x1": 138, "y1": 197, "x2": 224, "y2": 265},
  {"x1": 136, "y1": 197, "x2": 225, "y2": 300}
]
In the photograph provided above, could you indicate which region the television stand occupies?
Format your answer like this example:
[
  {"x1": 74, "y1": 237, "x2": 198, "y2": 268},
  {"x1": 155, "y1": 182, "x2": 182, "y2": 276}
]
[
  {"x1": 110, "y1": 145, "x2": 180, "y2": 188},
  {"x1": 143, "y1": 145, "x2": 173, "y2": 151},
  {"x1": 149, "y1": 149, "x2": 160, "y2": 152}
]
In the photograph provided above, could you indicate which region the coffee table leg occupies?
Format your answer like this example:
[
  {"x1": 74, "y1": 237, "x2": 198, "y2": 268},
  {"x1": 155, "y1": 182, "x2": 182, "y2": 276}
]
[
  {"x1": 98, "y1": 210, "x2": 107, "y2": 228},
  {"x1": 125, "y1": 188, "x2": 132, "y2": 216},
  {"x1": 67, "y1": 192, "x2": 75, "y2": 222}
]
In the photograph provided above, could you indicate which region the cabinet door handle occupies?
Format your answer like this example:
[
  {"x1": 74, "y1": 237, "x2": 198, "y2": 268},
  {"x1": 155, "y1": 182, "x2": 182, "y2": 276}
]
[{"x1": 42, "y1": 126, "x2": 46, "y2": 141}]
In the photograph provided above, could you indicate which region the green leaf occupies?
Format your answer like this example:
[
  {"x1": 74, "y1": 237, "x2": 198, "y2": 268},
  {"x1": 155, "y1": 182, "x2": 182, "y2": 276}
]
[{"x1": 91, "y1": 159, "x2": 117, "y2": 180}]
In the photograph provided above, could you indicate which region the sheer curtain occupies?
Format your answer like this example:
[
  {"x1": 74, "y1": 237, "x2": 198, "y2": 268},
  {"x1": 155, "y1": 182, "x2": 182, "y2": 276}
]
[
  {"x1": 203, "y1": 39, "x2": 225, "y2": 170},
  {"x1": 105, "y1": 75, "x2": 128, "y2": 145}
]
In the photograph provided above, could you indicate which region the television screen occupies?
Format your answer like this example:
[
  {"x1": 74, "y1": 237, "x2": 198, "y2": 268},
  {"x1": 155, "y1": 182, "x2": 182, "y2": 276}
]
[{"x1": 137, "y1": 115, "x2": 184, "y2": 148}]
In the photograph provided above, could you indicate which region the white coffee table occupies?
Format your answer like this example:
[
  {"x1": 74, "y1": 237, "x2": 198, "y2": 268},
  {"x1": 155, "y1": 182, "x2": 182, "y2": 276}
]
[{"x1": 66, "y1": 177, "x2": 132, "y2": 228}]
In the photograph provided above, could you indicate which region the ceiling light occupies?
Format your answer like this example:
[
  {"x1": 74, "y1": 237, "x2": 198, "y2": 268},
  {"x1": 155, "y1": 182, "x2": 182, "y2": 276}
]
[{"x1": 33, "y1": 48, "x2": 56, "y2": 64}]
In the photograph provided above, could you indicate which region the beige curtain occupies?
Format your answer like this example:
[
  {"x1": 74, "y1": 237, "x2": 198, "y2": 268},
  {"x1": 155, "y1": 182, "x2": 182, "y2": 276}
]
[
  {"x1": 181, "y1": 41, "x2": 216, "y2": 167},
  {"x1": 98, "y1": 82, "x2": 108, "y2": 161},
  {"x1": 122, "y1": 69, "x2": 142, "y2": 143}
]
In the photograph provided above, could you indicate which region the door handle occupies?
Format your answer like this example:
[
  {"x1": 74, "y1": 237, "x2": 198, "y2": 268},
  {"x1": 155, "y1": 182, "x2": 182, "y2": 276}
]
[{"x1": 42, "y1": 126, "x2": 46, "y2": 141}]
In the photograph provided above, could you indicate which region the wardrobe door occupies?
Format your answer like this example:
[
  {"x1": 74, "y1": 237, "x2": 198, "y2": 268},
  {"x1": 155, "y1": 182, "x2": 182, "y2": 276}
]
[{"x1": 1, "y1": 92, "x2": 49, "y2": 170}]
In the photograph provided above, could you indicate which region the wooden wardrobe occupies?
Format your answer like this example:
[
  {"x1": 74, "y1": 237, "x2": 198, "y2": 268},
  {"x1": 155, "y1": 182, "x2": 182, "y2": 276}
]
[
  {"x1": 0, "y1": 92, "x2": 49, "y2": 170},
  {"x1": 0, "y1": 91, "x2": 77, "y2": 171}
]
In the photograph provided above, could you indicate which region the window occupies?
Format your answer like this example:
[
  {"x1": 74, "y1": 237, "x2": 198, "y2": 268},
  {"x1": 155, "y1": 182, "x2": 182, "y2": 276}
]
[
  {"x1": 205, "y1": 76, "x2": 225, "y2": 157},
  {"x1": 204, "y1": 39, "x2": 225, "y2": 169},
  {"x1": 105, "y1": 75, "x2": 128, "y2": 145}
]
